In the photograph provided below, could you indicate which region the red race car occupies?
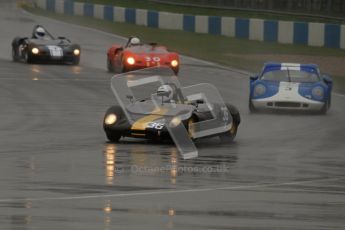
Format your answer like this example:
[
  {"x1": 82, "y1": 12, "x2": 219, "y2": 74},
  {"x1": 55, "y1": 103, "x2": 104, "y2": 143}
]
[{"x1": 107, "y1": 37, "x2": 180, "y2": 74}]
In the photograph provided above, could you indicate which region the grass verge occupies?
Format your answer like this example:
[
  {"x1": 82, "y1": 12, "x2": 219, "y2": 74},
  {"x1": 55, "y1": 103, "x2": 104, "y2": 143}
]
[{"x1": 25, "y1": 6, "x2": 345, "y2": 94}]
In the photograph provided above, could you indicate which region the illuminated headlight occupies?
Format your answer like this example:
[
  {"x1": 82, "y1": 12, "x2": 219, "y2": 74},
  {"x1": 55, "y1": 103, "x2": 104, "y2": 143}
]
[
  {"x1": 171, "y1": 60, "x2": 178, "y2": 67},
  {"x1": 104, "y1": 114, "x2": 117, "y2": 125},
  {"x1": 254, "y1": 84, "x2": 266, "y2": 97},
  {"x1": 73, "y1": 49, "x2": 80, "y2": 55},
  {"x1": 312, "y1": 86, "x2": 324, "y2": 99},
  {"x1": 126, "y1": 57, "x2": 135, "y2": 65},
  {"x1": 31, "y1": 48, "x2": 39, "y2": 54},
  {"x1": 169, "y1": 117, "x2": 181, "y2": 127}
]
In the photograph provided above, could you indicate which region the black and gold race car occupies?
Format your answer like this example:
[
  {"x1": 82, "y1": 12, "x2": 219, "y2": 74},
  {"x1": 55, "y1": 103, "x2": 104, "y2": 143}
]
[
  {"x1": 103, "y1": 67, "x2": 240, "y2": 150},
  {"x1": 11, "y1": 25, "x2": 80, "y2": 65}
]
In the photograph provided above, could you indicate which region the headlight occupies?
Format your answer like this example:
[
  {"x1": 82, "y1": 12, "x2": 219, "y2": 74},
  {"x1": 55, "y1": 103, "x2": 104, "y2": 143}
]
[
  {"x1": 126, "y1": 57, "x2": 135, "y2": 65},
  {"x1": 171, "y1": 60, "x2": 178, "y2": 67},
  {"x1": 312, "y1": 86, "x2": 324, "y2": 99},
  {"x1": 254, "y1": 84, "x2": 266, "y2": 97},
  {"x1": 31, "y1": 48, "x2": 39, "y2": 54},
  {"x1": 169, "y1": 117, "x2": 181, "y2": 128},
  {"x1": 104, "y1": 114, "x2": 117, "y2": 125},
  {"x1": 73, "y1": 49, "x2": 80, "y2": 55}
]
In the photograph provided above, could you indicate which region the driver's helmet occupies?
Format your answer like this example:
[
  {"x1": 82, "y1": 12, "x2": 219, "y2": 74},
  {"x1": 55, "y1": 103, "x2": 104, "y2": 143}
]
[
  {"x1": 157, "y1": 84, "x2": 174, "y2": 102},
  {"x1": 34, "y1": 27, "x2": 46, "y2": 39},
  {"x1": 129, "y1": 37, "x2": 141, "y2": 46}
]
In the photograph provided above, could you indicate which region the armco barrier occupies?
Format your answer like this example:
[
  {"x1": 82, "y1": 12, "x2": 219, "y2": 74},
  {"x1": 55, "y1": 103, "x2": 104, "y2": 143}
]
[{"x1": 34, "y1": 0, "x2": 345, "y2": 49}]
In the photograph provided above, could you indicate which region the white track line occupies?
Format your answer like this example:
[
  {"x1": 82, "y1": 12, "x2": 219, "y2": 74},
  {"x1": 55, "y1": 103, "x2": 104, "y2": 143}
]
[
  {"x1": 0, "y1": 176, "x2": 344, "y2": 203},
  {"x1": 21, "y1": 9, "x2": 345, "y2": 98}
]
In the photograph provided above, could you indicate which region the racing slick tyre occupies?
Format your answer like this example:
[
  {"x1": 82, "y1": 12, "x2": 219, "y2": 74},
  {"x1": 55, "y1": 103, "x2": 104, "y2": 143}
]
[
  {"x1": 72, "y1": 56, "x2": 80, "y2": 66},
  {"x1": 219, "y1": 103, "x2": 240, "y2": 143},
  {"x1": 24, "y1": 49, "x2": 32, "y2": 64},
  {"x1": 319, "y1": 100, "x2": 330, "y2": 115},
  {"x1": 12, "y1": 47, "x2": 18, "y2": 62},
  {"x1": 114, "y1": 56, "x2": 128, "y2": 73},
  {"x1": 103, "y1": 106, "x2": 125, "y2": 142},
  {"x1": 105, "y1": 131, "x2": 121, "y2": 142},
  {"x1": 117, "y1": 60, "x2": 127, "y2": 74},
  {"x1": 186, "y1": 116, "x2": 198, "y2": 139},
  {"x1": 172, "y1": 68, "x2": 179, "y2": 75},
  {"x1": 249, "y1": 99, "x2": 257, "y2": 113},
  {"x1": 107, "y1": 58, "x2": 114, "y2": 72}
]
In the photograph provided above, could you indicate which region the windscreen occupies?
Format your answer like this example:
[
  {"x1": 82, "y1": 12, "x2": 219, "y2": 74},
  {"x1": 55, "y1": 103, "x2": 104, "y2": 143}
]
[
  {"x1": 261, "y1": 69, "x2": 319, "y2": 83},
  {"x1": 127, "y1": 45, "x2": 168, "y2": 54}
]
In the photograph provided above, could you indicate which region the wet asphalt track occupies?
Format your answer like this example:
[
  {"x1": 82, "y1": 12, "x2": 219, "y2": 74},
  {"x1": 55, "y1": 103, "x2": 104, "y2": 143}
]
[{"x1": 1, "y1": 1, "x2": 345, "y2": 229}]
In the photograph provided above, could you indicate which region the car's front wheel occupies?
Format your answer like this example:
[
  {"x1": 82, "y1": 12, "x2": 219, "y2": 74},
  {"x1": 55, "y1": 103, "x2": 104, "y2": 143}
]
[
  {"x1": 12, "y1": 47, "x2": 18, "y2": 62},
  {"x1": 72, "y1": 56, "x2": 80, "y2": 66},
  {"x1": 117, "y1": 60, "x2": 127, "y2": 73},
  {"x1": 105, "y1": 131, "x2": 121, "y2": 142},
  {"x1": 24, "y1": 49, "x2": 32, "y2": 63},
  {"x1": 107, "y1": 58, "x2": 114, "y2": 72},
  {"x1": 103, "y1": 106, "x2": 126, "y2": 142},
  {"x1": 319, "y1": 100, "x2": 330, "y2": 115},
  {"x1": 249, "y1": 99, "x2": 257, "y2": 113}
]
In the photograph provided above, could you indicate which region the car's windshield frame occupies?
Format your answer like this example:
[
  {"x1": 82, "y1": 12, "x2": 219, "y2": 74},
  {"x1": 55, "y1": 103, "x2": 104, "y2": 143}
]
[{"x1": 260, "y1": 68, "x2": 320, "y2": 83}]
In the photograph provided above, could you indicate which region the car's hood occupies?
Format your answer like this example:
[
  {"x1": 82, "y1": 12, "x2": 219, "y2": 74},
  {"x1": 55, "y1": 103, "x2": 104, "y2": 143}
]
[
  {"x1": 125, "y1": 45, "x2": 169, "y2": 55},
  {"x1": 28, "y1": 39, "x2": 72, "y2": 46}
]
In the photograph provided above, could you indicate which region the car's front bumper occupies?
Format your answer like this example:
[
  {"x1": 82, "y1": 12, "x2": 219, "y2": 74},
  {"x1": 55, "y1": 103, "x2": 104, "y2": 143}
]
[
  {"x1": 30, "y1": 53, "x2": 78, "y2": 63},
  {"x1": 125, "y1": 63, "x2": 178, "y2": 74},
  {"x1": 104, "y1": 123, "x2": 171, "y2": 140},
  {"x1": 251, "y1": 98, "x2": 324, "y2": 111}
]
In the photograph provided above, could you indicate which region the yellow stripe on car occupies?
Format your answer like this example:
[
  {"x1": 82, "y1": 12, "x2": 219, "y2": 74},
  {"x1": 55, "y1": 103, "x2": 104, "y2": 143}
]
[{"x1": 131, "y1": 107, "x2": 167, "y2": 131}]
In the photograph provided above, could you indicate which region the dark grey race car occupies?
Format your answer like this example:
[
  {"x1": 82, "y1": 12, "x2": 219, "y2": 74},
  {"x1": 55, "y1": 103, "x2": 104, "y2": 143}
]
[
  {"x1": 11, "y1": 25, "x2": 80, "y2": 65},
  {"x1": 103, "y1": 67, "x2": 241, "y2": 144}
]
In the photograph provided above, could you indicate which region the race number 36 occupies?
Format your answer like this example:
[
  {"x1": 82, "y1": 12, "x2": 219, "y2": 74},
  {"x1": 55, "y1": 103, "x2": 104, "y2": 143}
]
[{"x1": 147, "y1": 122, "x2": 164, "y2": 130}]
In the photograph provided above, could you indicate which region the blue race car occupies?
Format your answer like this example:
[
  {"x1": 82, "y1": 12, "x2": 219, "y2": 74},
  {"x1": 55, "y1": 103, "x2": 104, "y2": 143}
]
[{"x1": 249, "y1": 63, "x2": 332, "y2": 114}]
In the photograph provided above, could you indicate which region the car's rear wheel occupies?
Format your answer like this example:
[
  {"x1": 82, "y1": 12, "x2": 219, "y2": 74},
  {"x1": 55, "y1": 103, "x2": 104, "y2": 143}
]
[
  {"x1": 219, "y1": 122, "x2": 238, "y2": 143},
  {"x1": 219, "y1": 104, "x2": 240, "y2": 143},
  {"x1": 187, "y1": 116, "x2": 197, "y2": 139}
]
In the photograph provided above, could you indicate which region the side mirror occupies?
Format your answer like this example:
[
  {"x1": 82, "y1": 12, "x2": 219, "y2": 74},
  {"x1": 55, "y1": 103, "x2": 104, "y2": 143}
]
[
  {"x1": 250, "y1": 75, "x2": 258, "y2": 81},
  {"x1": 322, "y1": 74, "x2": 332, "y2": 84}
]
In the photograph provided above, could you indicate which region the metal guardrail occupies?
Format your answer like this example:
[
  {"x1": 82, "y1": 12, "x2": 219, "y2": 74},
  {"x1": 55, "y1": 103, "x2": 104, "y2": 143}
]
[{"x1": 151, "y1": 0, "x2": 345, "y2": 21}]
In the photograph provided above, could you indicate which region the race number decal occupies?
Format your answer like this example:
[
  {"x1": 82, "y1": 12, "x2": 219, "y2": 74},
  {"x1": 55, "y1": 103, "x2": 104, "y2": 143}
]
[
  {"x1": 47, "y1": 46, "x2": 63, "y2": 57},
  {"x1": 152, "y1": 57, "x2": 160, "y2": 62},
  {"x1": 145, "y1": 57, "x2": 161, "y2": 62},
  {"x1": 147, "y1": 122, "x2": 164, "y2": 130}
]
